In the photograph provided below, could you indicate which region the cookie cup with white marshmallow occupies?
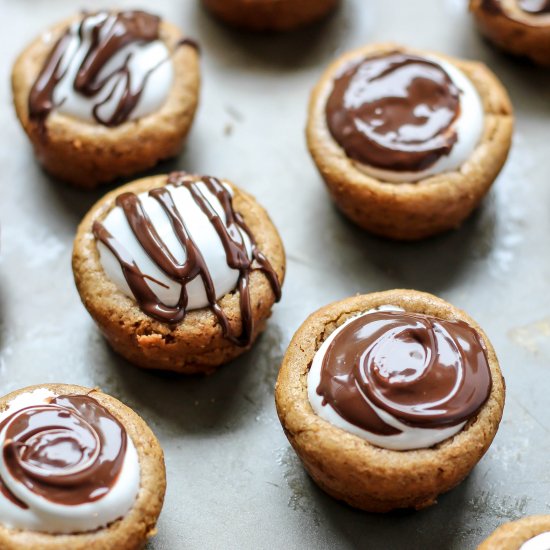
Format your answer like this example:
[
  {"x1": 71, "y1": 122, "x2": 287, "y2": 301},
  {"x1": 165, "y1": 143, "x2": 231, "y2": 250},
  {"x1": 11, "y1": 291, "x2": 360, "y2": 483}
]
[
  {"x1": 72, "y1": 172, "x2": 285, "y2": 374},
  {"x1": 0, "y1": 383, "x2": 165, "y2": 550},
  {"x1": 11, "y1": 9, "x2": 200, "y2": 188},
  {"x1": 306, "y1": 43, "x2": 513, "y2": 240},
  {"x1": 275, "y1": 289, "x2": 505, "y2": 512}
]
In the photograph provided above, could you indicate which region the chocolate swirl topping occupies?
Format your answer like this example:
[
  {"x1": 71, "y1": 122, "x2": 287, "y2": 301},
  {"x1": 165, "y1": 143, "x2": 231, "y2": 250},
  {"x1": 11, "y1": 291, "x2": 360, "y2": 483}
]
[
  {"x1": 28, "y1": 10, "x2": 194, "y2": 131},
  {"x1": 93, "y1": 173, "x2": 281, "y2": 346},
  {"x1": 325, "y1": 52, "x2": 461, "y2": 172},
  {"x1": 317, "y1": 310, "x2": 492, "y2": 435},
  {"x1": 0, "y1": 394, "x2": 127, "y2": 507}
]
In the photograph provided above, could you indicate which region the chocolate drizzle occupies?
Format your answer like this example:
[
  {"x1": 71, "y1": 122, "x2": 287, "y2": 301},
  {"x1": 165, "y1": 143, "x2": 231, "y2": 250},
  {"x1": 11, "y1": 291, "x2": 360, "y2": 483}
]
[
  {"x1": 93, "y1": 173, "x2": 281, "y2": 346},
  {"x1": 0, "y1": 394, "x2": 127, "y2": 507},
  {"x1": 317, "y1": 310, "x2": 492, "y2": 435},
  {"x1": 28, "y1": 10, "x2": 197, "y2": 131},
  {"x1": 326, "y1": 52, "x2": 461, "y2": 172}
]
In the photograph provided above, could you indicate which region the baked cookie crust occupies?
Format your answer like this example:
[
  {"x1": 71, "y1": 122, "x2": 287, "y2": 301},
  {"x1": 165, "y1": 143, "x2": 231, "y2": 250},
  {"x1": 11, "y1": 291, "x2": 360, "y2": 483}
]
[
  {"x1": 471, "y1": 0, "x2": 550, "y2": 66},
  {"x1": 306, "y1": 43, "x2": 513, "y2": 240},
  {"x1": 72, "y1": 174, "x2": 286, "y2": 374},
  {"x1": 275, "y1": 289, "x2": 505, "y2": 512},
  {"x1": 0, "y1": 383, "x2": 165, "y2": 550},
  {"x1": 478, "y1": 515, "x2": 550, "y2": 549},
  {"x1": 11, "y1": 14, "x2": 200, "y2": 189}
]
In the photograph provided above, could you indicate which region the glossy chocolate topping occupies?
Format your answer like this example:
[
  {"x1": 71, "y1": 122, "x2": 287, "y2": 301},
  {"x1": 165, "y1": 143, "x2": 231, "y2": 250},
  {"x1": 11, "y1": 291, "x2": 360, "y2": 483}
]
[
  {"x1": 93, "y1": 173, "x2": 281, "y2": 346},
  {"x1": 518, "y1": 0, "x2": 550, "y2": 13},
  {"x1": 0, "y1": 394, "x2": 127, "y2": 507},
  {"x1": 28, "y1": 10, "x2": 193, "y2": 130},
  {"x1": 325, "y1": 52, "x2": 461, "y2": 172},
  {"x1": 316, "y1": 310, "x2": 492, "y2": 435}
]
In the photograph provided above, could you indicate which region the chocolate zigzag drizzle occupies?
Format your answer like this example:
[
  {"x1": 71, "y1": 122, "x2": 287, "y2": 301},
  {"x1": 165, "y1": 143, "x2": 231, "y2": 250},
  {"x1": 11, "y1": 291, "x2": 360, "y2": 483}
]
[
  {"x1": 0, "y1": 394, "x2": 127, "y2": 508},
  {"x1": 326, "y1": 52, "x2": 461, "y2": 172},
  {"x1": 93, "y1": 173, "x2": 281, "y2": 346},
  {"x1": 29, "y1": 10, "x2": 198, "y2": 131},
  {"x1": 317, "y1": 310, "x2": 492, "y2": 435}
]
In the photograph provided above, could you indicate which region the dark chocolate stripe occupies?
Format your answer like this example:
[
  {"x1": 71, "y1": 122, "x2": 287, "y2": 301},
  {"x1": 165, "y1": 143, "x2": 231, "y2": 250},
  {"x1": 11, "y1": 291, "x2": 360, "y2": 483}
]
[
  {"x1": 93, "y1": 173, "x2": 281, "y2": 347},
  {"x1": 28, "y1": 10, "x2": 198, "y2": 132}
]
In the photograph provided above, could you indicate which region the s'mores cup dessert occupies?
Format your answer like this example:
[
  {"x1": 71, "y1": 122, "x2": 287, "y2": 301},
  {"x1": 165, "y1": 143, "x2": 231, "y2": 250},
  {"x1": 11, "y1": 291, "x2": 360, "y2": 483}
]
[
  {"x1": 275, "y1": 290, "x2": 505, "y2": 512},
  {"x1": 73, "y1": 172, "x2": 285, "y2": 374},
  {"x1": 471, "y1": 0, "x2": 550, "y2": 66},
  {"x1": 0, "y1": 384, "x2": 165, "y2": 550},
  {"x1": 201, "y1": 0, "x2": 339, "y2": 32},
  {"x1": 307, "y1": 43, "x2": 513, "y2": 240},
  {"x1": 479, "y1": 516, "x2": 550, "y2": 550},
  {"x1": 12, "y1": 10, "x2": 200, "y2": 188}
]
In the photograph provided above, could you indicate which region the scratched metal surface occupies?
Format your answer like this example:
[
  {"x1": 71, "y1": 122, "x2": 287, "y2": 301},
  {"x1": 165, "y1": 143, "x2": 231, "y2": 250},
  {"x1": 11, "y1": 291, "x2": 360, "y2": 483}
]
[{"x1": 1, "y1": 0, "x2": 549, "y2": 548}]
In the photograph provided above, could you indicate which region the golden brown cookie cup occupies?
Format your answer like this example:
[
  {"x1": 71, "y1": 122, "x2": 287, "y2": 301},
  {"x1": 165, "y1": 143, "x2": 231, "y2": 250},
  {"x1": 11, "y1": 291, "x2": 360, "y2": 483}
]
[
  {"x1": 471, "y1": 0, "x2": 550, "y2": 66},
  {"x1": 0, "y1": 383, "x2": 165, "y2": 550},
  {"x1": 201, "y1": 0, "x2": 339, "y2": 31},
  {"x1": 72, "y1": 174, "x2": 285, "y2": 374},
  {"x1": 275, "y1": 289, "x2": 505, "y2": 513},
  {"x1": 11, "y1": 15, "x2": 200, "y2": 189},
  {"x1": 478, "y1": 515, "x2": 550, "y2": 549},
  {"x1": 306, "y1": 43, "x2": 514, "y2": 240}
]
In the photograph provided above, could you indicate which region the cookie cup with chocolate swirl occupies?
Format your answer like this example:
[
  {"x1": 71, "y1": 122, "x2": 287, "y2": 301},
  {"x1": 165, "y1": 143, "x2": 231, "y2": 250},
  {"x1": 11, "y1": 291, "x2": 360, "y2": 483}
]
[
  {"x1": 470, "y1": 0, "x2": 550, "y2": 66},
  {"x1": 11, "y1": 10, "x2": 200, "y2": 189},
  {"x1": 478, "y1": 515, "x2": 550, "y2": 549},
  {"x1": 275, "y1": 289, "x2": 505, "y2": 512},
  {"x1": 72, "y1": 173, "x2": 285, "y2": 374},
  {"x1": 201, "y1": 0, "x2": 339, "y2": 31},
  {"x1": 0, "y1": 383, "x2": 165, "y2": 550},
  {"x1": 306, "y1": 43, "x2": 513, "y2": 240}
]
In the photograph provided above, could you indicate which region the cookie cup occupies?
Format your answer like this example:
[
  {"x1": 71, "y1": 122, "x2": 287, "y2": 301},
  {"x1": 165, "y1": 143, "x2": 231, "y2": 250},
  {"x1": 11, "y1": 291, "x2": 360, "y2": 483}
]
[
  {"x1": 306, "y1": 43, "x2": 513, "y2": 240},
  {"x1": 72, "y1": 174, "x2": 285, "y2": 374},
  {"x1": 275, "y1": 289, "x2": 505, "y2": 512},
  {"x1": 470, "y1": 0, "x2": 550, "y2": 66},
  {"x1": 478, "y1": 516, "x2": 550, "y2": 550},
  {"x1": 201, "y1": 0, "x2": 339, "y2": 31},
  {"x1": 11, "y1": 15, "x2": 200, "y2": 189},
  {"x1": 0, "y1": 383, "x2": 165, "y2": 550}
]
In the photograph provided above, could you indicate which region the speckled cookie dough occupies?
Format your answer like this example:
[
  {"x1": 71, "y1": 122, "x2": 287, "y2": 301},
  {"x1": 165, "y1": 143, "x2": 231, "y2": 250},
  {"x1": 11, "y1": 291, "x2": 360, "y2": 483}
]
[
  {"x1": 478, "y1": 515, "x2": 550, "y2": 549},
  {"x1": 307, "y1": 43, "x2": 513, "y2": 240}
]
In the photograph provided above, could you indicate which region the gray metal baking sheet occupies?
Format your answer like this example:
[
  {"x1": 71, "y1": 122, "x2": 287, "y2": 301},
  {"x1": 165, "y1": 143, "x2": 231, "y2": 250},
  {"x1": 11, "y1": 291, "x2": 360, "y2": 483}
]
[{"x1": 1, "y1": 0, "x2": 549, "y2": 548}]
